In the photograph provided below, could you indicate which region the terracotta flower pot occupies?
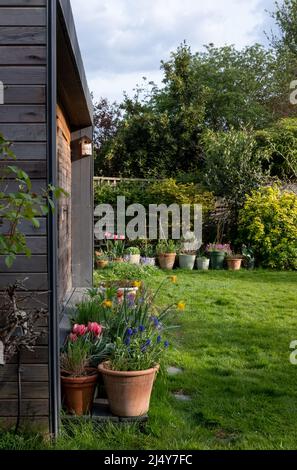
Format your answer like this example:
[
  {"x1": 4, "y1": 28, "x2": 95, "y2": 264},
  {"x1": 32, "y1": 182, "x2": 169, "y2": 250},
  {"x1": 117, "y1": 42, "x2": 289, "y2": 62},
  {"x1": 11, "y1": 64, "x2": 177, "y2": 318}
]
[
  {"x1": 98, "y1": 362, "x2": 159, "y2": 417},
  {"x1": 227, "y1": 257, "x2": 243, "y2": 271},
  {"x1": 113, "y1": 258, "x2": 124, "y2": 263},
  {"x1": 158, "y1": 253, "x2": 176, "y2": 270},
  {"x1": 96, "y1": 260, "x2": 109, "y2": 269},
  {"x1": 61, "y1": 370, "x2": 98, "y2": 416}
]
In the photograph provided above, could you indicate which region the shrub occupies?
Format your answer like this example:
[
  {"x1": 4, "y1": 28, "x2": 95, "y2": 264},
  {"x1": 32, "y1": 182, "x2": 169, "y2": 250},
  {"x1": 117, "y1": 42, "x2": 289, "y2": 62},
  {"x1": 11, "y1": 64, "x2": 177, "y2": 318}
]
[{"x1": 238, "y1": 185, "x2": 297, "y2": 270}]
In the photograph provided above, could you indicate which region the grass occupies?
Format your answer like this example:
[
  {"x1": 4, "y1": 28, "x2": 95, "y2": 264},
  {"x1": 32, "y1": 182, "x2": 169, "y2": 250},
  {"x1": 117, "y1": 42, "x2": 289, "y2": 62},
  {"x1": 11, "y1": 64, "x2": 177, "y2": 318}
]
[{"x1": 1, "y1": 269, "x2": 297, "y2": 450}]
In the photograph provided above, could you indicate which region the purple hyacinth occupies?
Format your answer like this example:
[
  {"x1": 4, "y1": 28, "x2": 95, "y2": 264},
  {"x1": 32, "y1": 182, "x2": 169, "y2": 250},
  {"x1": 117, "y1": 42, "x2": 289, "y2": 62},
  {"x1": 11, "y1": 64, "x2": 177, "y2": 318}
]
[{"x1": 164, "y1": 341, "x2": 169, "y2": 348}]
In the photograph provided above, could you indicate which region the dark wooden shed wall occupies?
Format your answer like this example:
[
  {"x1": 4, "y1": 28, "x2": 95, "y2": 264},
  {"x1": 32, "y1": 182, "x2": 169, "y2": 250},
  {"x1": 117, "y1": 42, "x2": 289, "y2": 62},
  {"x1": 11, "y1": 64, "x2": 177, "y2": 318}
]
[{"x1": 0, "y1": 0, "x2": 49, "y2": 430}]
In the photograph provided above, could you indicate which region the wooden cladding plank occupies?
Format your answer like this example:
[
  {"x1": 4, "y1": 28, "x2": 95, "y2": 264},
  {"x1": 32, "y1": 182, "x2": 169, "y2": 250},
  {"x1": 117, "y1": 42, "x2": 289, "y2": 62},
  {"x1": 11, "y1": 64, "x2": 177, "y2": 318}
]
[
  {"x1": 0, "y1": 8, "x2": 46, "y2": 26},
  {"x1": 0, "y1": 1, "x2": 46, "y2": 5},
  {"x1": 10, "y1": 142, "x2": 46, "y2": 159},
  {"x1": 0, "y1": 400, "x2": 49, "y2": 417},
  {"x1": 0, "y1": 382, "x2": 49, "y2": 400},
  {"x1": 0, "y1": 160, "x2": 47, "y2": 178},
  {"x1": 0, "y1": 26, "x2": 46, "y2": 44},
  {"x1": 8, "y1": 346, "x2": 49, "y2": 365},
  {"x1": 0, "y1": 417, "x2": 49, "y2": 432},
  {"x1": 0, "y1": 255, "x2": 47, "y2": 273},
  {"x1": 0, "y1": 291, "x2": 48, "y2": 312},
  {"x1": 0, "y1": 124, "x2": 46, "y2": 141},
  {"x1": 0, "y1": 46, "x2": 46, "y2": 65},
  {"x1": 25, "y1": 236, "x2": 47, "y2": 254},
  {"x1": 0, "y1": 364, "x2": 48, "y2": 382},
  {"x1": 0, "y1": 66, "x2": 46, "y2": 85},
  {"x1": 0, "y1": 179, "x2": 46, "y2": 192},
  {"x1": 4, "y1": 85, "x2": 45, "y2": 103},
  {"x1": 0, "y1": 105, "x2": 45, "y2": 122},
  {"x1": 0, "y1": 273, "x2": 48, "y2": 290},
  {"x1": 0, "y1": 217, "x2": 47, "y2": 235}
]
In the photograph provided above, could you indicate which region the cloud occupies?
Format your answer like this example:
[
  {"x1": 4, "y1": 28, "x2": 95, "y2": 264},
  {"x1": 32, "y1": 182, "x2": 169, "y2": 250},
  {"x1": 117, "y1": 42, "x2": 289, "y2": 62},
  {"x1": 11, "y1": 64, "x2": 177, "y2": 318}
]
[{"x1": 70, "y1": 0, "x2": 276, "y2": 102}]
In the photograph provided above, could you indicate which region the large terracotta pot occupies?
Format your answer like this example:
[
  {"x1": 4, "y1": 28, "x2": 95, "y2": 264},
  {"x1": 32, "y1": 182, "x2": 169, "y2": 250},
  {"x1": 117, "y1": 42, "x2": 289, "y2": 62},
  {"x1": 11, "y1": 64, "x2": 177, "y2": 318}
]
[
  {"x1": 98, "y1": 362, "x2": 159, "y2": 417},
  {"x1": 61, "y1": 370, "x2": 98, "y2": 416},
  {"x1": 227, "y1": 257, "x2": 243, "y2": 271},
  {"x1": 158, "y1": 253, "x2": 176, "y2": 270}
]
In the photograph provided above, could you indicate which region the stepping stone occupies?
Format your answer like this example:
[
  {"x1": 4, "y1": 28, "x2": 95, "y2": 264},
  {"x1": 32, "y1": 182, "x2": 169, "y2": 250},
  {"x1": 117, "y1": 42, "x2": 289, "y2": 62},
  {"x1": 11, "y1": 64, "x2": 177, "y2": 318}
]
[
  {"x1": 173, "y1": 392, "x2": 191, "y2": 402},
  {"x1": 167, "y1": 367, "x2": 183, "y2": 376}
]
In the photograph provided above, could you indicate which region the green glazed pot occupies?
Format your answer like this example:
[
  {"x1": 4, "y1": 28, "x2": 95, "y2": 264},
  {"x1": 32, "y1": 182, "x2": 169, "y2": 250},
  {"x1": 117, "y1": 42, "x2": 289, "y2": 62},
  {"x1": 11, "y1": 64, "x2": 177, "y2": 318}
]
[{"x1": 210, "y1": 251, "x2": 226, "y2": 270}]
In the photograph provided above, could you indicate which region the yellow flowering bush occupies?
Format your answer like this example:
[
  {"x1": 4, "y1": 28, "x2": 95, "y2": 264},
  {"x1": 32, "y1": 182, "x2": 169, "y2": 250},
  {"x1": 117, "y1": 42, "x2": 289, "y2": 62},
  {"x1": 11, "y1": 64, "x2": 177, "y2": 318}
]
[{"x1": 238, "y1": 186, "x2": 297, "y2": 270}]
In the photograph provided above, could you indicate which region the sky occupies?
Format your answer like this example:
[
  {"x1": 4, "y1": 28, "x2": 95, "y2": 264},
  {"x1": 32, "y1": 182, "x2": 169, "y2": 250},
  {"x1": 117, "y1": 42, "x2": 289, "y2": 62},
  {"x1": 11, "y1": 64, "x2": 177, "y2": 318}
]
[{"x1": 71, "y1": 0, "x2": 277, "y2": 104}]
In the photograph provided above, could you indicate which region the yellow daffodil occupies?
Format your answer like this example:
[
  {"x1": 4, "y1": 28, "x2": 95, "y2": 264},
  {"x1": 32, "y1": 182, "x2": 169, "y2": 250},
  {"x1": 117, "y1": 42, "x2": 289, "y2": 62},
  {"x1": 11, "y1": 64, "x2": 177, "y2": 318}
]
[
  {"x1": 102, "y1": 299, "x2": 112, "y2": 309},
  {"x1": 169, "y1": 276, "x2": 177, "y2": 284},
  {"x1": 132, "y1": 281, "x2": 142, "y2": 289},
  {"x1": 177, "y1": 301, "x2": 186, "y2": 311}
]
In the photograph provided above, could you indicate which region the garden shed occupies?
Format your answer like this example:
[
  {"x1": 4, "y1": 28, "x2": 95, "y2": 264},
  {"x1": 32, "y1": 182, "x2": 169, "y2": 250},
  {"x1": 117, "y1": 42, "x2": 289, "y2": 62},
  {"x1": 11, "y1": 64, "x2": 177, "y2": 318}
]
[{"x1": 0, "y1": 0, "x2": 93, "y2": 435}]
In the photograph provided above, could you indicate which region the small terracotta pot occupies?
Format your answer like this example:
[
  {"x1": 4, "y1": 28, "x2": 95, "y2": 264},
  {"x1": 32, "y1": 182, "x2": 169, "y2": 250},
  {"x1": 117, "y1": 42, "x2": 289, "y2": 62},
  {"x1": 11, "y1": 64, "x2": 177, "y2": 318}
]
[
  {"x1": 96, "y1": 260, "x2": 109, "y2": 269},
  {"x1": 227, "y1": 257, "x2": 243, "y2": 271},
  {"x1": 158, "y1": 253, "x2": 176, "y2": 270},
  {"x1": 61, "y1": 370, "x2": 98, "y2": 416},
  {"x1": 98, "y1": 362, "x2": 159, "y2": 417},
  {"x1": 113, "y1": 257, "x2": 124, "y2": 263}
]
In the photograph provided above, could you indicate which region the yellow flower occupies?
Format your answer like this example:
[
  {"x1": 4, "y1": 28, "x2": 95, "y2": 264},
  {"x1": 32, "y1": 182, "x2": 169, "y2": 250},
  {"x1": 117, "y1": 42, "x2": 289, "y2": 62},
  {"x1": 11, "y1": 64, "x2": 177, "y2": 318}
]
[
  {"x1": 132, "y1": 281, "x2": 142, "y2": 289},
  {"x1": 177, "y1": 301, "x2": 186, "y2": 311},
  {"x1": 169, "y1": 276, "x2": 177, "y2": 284},
  {"x1": 102, "y1": 300, "x2": 112, "y2": 309}
]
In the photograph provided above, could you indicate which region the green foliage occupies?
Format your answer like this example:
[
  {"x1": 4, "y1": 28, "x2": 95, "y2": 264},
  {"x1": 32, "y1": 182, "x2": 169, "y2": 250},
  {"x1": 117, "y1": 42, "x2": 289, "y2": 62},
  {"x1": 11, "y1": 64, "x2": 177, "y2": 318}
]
[
  {"x1": 156, "y1": 239, "x2": 178, "y2": 254},
  {"x1": 60, "y1": 336, "x2": 93, "y2": 377},
  {"x1": 0, "y1": 135, "x2": 66, "y2": 267},
  {"x1": 256, "y1": 118, "x2": 297, "y2": 180},
  {"x1": 94, "y1": 263, "x2": 159, "y2": 284},
  {"x1": 238, "y1": 185, "x2": 297, "y2": 270},
  {"x1": 202, "y1": 128, "x2": 269, "y2": 208},
  {"x1": 125, "y1": 247, "x2": 140, "y2": 255}
]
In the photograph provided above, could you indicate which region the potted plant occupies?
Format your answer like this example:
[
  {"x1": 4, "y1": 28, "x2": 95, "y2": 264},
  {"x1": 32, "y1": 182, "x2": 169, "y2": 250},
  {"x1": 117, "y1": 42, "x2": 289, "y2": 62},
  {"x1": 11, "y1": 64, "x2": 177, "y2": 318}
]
[
  {"x1": 95, "y1": 251, "x2": 109, "y2": 269},
  {"x1": 61, "y1": 322, "x2": 111, "y2": 416},
  {"x1": 97, "y1": 278, "x2": 185, "y2": 417},
  {"x1": 140, "y1": 244, "x2": 156, "y2": 266},
  {"x1": 105, "y1": 233, "x2": 125, "y2": 263},
  {"x1": 226, "y1": 253, "x2": 244, "y2": 271},
  {"x1": 242, "y1": 246, "x2": 255, "y2": 270},
  {"x1": 196, "y1": 256, "x2": 210, "y2": 271},
  {"x1": 125, "y1": 247, "x2": 141, "y2": 265},
  {"x1": 206, "y1": 243, "x2": 232, "y2": 270},
  {"x1": 156, "y1": 240, "x2": 177, "y2": 270},
  {"x1": 178, "y1": 249, "x2": 197, "y2": 270}
]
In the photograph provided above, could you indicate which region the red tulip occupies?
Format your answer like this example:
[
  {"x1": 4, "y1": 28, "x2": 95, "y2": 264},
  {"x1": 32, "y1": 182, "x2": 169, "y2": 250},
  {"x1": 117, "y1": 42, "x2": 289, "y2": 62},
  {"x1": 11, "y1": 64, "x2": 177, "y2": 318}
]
[
  {"x1": 88, "y1": 322, "x2": 103, "y2": 337},
  {"x1": 69, "y1": 333, "x2": 78, "y2": 343},
  {"x1": 73, "y1": 324, "x2": 87, "y2": 336}
]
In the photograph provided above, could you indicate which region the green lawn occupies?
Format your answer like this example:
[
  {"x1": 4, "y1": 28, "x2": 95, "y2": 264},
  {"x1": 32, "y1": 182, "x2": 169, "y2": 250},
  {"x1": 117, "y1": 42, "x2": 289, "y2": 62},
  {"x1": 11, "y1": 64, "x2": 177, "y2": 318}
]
[{"x1": 1, "y1": 270, "x2": 297, "y2": 450}]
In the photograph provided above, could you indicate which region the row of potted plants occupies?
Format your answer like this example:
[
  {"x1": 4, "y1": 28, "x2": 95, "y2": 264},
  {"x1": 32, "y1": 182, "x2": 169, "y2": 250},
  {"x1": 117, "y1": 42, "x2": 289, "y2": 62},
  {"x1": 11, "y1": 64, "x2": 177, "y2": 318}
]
[
  {"x1": 95, "y1": 235, "x2": 255, "y2": 272},
  {"x1": 60, "y1": 278, "x2": 185, "y2": 418}
]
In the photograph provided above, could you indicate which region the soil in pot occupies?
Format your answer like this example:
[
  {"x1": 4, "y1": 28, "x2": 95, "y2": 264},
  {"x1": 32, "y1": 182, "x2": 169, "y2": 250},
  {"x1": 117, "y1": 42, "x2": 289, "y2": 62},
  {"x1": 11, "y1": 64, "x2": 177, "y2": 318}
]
[
  {"x1": 158, "y1": 253, "x2": 176, "y2": 270},
  {"x1": 61, "y1": 370, "x2": 98, "y2": 416},
  {"x1": 210, "y1": 251, "x2": 226, "y2": 270},
  {"x1": 179, "y1": 254, "x2": 196, "y2": 270},
  {"x1": 98, "y1": 363, "x2": 159, "y2": 417}
]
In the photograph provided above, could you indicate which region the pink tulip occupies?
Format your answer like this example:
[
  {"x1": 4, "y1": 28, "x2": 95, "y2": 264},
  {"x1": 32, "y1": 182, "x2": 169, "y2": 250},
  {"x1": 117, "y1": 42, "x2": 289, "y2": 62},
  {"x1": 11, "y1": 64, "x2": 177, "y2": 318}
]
[
  {"x1": 114, "y1": 234, "x2": 118, "y2": 240},
  {"x1": 119, "y1": 235, "x2": 125, "y2": 240},
  {"x1": 69, "y1": 333, "x2": 78, "y2": 343},
  {"x1": 87, "y1": 322, "x2": 103, "y2": 337},
  {"x1": 73, "y1": 324, "x2": 87, "y2": 336}
]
